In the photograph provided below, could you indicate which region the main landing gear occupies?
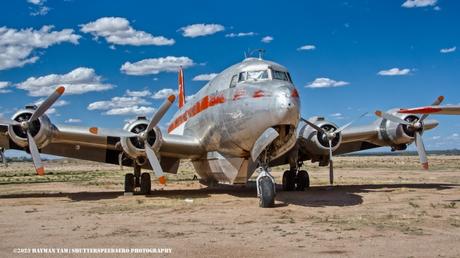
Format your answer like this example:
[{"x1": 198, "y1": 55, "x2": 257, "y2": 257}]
[
  {"x1": 256, "y1": 167, "x2": 276, "y2": 208},
  {"x1": 282, "y1": 169, "x2": 310, "y2": 191},
  {"x1": 0, "y1": 147, "x2": 6, "y2": 167},
  {"x1": 124, "y1": 165, "x2": 151, "y2": 195}
]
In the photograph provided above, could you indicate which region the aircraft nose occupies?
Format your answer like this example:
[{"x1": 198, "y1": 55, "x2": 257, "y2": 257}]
[{"x1": 273, "y1": 86, "x2": 300, "y2": 126}]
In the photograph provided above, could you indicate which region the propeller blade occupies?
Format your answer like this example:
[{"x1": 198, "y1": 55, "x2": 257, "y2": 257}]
[
  {"x1": 328, "y1": 139, "x2": 334, "y2": 185},
  {"x1": 29, "y1": 86, "x2": 65, "y2": 122},
  {"x1": 144, "y1": 142, "x2": 166, "y2": 184},
  {"x1": 27, "y1": 131, "x2": 44, "y2": 175},
  {"x1": 0, "y1": 117, "x2": 20, "y2": 126},
  {"x1": 301, "y1": 118, "x2": 326, "y2": 134},
  {"x1": 88, "y1": 127, "x2": 138, "y2": 138},
  {"x1": 335, "y1": 112, "x2": 368, "y2": 133},
  {"x1": 415, "y1": 131, "x2": 429, "y2": 170},
  {"x1": 420, "y1": 95, "x2": 445, "y2": 122},
  {"x1": 375, "y1": 111, "x2": 411, "y2": 125},
  {"x1": 146, "y1": 95, "x2": 176, "y2": 133}
]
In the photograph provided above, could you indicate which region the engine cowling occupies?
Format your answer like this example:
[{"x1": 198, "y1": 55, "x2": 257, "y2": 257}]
[
  {"x1": 298, "y1": 116, "x2": 342, "y2": 155},
  {"x1": 378, "y1": 109, "x2": 421, "y2": 146},
  {"x1": 8, "y1": 106, "x2": 53, "y2": 149},
  {"x1": 120, "y1": 117, "x2": 163, "y2": 165}
]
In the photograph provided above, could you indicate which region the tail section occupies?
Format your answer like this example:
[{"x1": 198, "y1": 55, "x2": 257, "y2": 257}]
[{"x1": 178, "y1": 67, "x2": 185, "y2": 108}]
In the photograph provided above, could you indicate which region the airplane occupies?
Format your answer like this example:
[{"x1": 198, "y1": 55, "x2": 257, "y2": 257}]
[{"x1": 0, "y1": 54, "x2": 451, "y2": 208}]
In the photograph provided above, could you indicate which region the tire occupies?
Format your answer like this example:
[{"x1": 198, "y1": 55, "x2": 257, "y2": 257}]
[
  {"x1": 282, "y1": 170, "x2": 296, "y2": 191},
  {"x1": 140, "y1": 172, "x2": 151, "y2": 195},
  {"x1": 259, "y1": 176, "x2": 275, "y2": 208},
  {"x1": 296, "y1": 170, "x2": 310, "y2": 191},
  {"x1": 124, "y1": 173, "x2": 135, "y2": 193}
]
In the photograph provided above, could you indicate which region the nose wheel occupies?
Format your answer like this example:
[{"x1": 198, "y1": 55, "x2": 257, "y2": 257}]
[
  {"x1": 256, "y1": 167, "x2": 276, "y2": 208},
  {"x1": 282, "y1": 169, "x2": 310, "y2": 191}
]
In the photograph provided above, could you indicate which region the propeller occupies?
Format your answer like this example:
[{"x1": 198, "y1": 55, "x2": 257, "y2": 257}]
[
  {"x1": 2, "y1": 86, "x2": 65, "y2": 175},
  {"x1": 301, "y1": 112, "x2": 367, "y2": 185},
  {"x1": 375, "y1": 96, "x2": 444, "y2": 170},
  {"x1": 89, "y1": 95, "x2": 176, "y2": 185}
]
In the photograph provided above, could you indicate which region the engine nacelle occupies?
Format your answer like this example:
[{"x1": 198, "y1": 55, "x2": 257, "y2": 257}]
[
  {"x1": 8, "y1": 106, "x2": 54, "y2": 149},
  {"x1": 298, "y1": 116, "x2": 342, "y2": 155},
  {"x1": 120, "y1": 116, "x2": 163, "y2": 165},
  {"x1": 378, "y1": 109, "x2": 420, "y2": 146}
]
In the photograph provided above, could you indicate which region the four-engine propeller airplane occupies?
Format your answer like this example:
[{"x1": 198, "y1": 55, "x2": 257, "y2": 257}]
[{"x1": 0, "y1": 56, "x2": 455, "y2": 207}]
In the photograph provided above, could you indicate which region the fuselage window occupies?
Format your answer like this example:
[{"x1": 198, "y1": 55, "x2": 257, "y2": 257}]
[{"x1": 230, "y1": 74, "x2": 238, "y2": 88}]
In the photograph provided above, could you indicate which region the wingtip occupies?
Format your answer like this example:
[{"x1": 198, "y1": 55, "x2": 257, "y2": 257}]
[{"x1": 36, "y1": 167, "x2": 45, "y2": 176}]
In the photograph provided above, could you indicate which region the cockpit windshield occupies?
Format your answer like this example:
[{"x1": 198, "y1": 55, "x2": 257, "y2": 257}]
[
  {"x1": 238, "y1": 70, "x2": 269, "y2": 82},
  {"x1": 272, "y1": 70, "x2": 290, "y2": 82}
]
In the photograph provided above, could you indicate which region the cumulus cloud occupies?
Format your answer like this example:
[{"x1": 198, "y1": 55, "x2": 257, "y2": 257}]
[
  {"x1": 440, "y1": 46, "x2": 456, "y2": 54},
  {"x1": 193, "y1": 73, "x2": 217, "y2": 81},
  {"x1": 80, "y1": 17, "x2": 174, "y2": 46},
  {"x1": 377, "y1": 68, "x2": 411, "y2": 76},
  {"x1": 152, "y1": 88, "x2": 178, "y2": 99},
  {"x1": 120, "y1": 56, "x2": 195, "y2": 75},
  {"x1": 88, "y1": 95, "x2": 155, "y2": 116},
  {"x1": 126, "y1": 89, "x2": 151, "y2": 97},
  {"x1": 306, "y1": 78, "x2": 349, "y2": 88},
  {"x1": 402, "y1": 0, "x2": 437, "y2": 8},
  {"x1": 0, "y1": 25, "x2": 80, "y2": 70},
  {"x1": 297, "y1": 45, "x2": 316, "y2": 51},
  {"x1": 17, "y1": 67, "x2": 113, "y2": 97},
  {"x1": 261, "y1": 36, "x2": 273, "y2": 43},
  {"x1": 35, "y1": 98, "x2": 68, "y2": 107},
  {"x1": 0, "y1": 81, "x2": 11, "y2": 93},
  {"x1": 225, "y1": 32, "x2": 256, "y2": 38},
  {"x1": 180, "y1": 24, "x2": 225, "y2": 38},
  {"x1": 65, "y1": 118, "x2": 81, "y2": 123}
]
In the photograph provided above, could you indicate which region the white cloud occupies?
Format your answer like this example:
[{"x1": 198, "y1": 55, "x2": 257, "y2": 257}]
[
  {"x1": 193, "y1": 73, "x2": 217, "y2": 81},
  {"x1": 88, "y1": 95, "x2": 155, "y2": 116},
  {"x1": 377, "y1": 68, "x2": 411, "y2": 76},
  {"x1": 27, "y1": 0, "x2": 49, "y2": 16},
  {"x1": 126, "y1": 89, "x2": 151, "y2": 97},
  {"x1": 180, "y1": 24, "x2": 225, "y2": 38},
  {"x1": 330, "y1": 113, "x2": 343, "y2": 117},
  {"x1": 297, "y1": 45, "x2": 316, "y2": 51},
  {"x1": 185, "y1": 94, "x2": 196, "y2": 102},
  {"x1": 65, "y1": 118, "x2": 81, "y2": 123},
  {"x1": 402, "y1": 0, "x2": 437, "y2": 8},
  {"x1": 440, "y1": 46, "x2": 456, "y2": 54},
  {"x1": 35, "y1": 99, "x2": 68, "y2": 107},
  {"x1": 0, "y1": 25, "x2": 80, "y2": 70},
  {"x1": 305, "y1": 78, "x2": 349, "y2": 88},
  {"x1": 17, "y1": 67, "x2": 113, "y2": 97},
  {"x1": 80, "y1": 17, "x2": 174, "y2": 46},
  {"x1": 120, "y1": 56, "x2": 194, "y2": 75},
  {"x1": 0, "y1": 81, "x2": 11, "y2": 93},
  {"x1": 261, "y1": 36, "x2": 273, "y2": 43},
  {"x1": 152, "y1": 88, "x2": 178, "y2": 99},
  {"x1": 225, "y1": 32, "x2": 256, "y2": 38}
]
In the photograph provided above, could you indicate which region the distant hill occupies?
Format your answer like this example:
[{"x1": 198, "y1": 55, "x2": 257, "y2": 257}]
[{"x1": 342, "y1": 149, "x2": 460, "y2": 157}]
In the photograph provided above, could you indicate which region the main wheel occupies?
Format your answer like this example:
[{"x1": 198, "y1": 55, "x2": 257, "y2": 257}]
[
  {"x1": 282, "y1": 170, "x2": 296, "y2": 191},
  {"x1": 124, "y1": 173, "x2": 135, "y2": 193},
  {"x1": 296, "y1": 170, "x2": 310, "y2": 191},
  {"x1": 140, "y1": 172, "x2": 151, "y2": 195},
  {"x1": 258, "y1": 176, "x2": 275, "y2": 208}
]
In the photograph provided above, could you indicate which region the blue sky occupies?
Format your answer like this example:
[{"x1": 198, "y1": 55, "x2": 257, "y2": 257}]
[{"x1": 0, "y1": 0, "x2": 459, "y2": 152}]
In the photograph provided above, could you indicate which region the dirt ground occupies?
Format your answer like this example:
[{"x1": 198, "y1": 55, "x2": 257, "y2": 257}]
[{"x1": 0, "y1": 155, "x2": 459, "y2": 257}]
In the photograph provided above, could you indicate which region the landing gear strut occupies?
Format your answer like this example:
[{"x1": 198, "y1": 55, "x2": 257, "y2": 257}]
[
  {"x1": 124, "y1": 165, "x2": 151, "y2": 195},
  {"x1": 0, "y1": 147, "x2": 6, "y2": 167},
  {"x1": 282, "y1": 169, "x2": 310, "y2": 191}
]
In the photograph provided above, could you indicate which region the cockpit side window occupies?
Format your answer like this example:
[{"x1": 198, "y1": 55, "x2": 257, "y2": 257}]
[
  {"x1": 230, "y1": 74, "x2": 238, "y2": 88},
  {"x1": 272, "y1": 70, "x2": 291, "y2": 82},
  {"x1": 238, "y1": 72, "x2": 246, "y2": 82}
]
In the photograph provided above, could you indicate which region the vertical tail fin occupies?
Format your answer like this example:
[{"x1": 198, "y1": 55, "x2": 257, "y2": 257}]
[{"x1": 178, "y1": 67, "x2": 185, "y2": 108}]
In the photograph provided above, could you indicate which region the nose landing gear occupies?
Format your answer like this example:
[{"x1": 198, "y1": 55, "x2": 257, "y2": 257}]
[{"x1": 256, "y1": 167, "x2": 276, "y2": 208}]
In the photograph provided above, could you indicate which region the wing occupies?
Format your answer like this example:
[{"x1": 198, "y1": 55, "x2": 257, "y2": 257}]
[
  {"x1": 0, "y1": 123, "x2": 205, "y2": 174},
  {"x1": 398, "y1": 105, "x2": 460, "y2": 115}
]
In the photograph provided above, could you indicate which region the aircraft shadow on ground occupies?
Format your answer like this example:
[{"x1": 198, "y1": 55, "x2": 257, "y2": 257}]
[{"x1": 0, "y1": 183, "x2": 457, "y2": 206}]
